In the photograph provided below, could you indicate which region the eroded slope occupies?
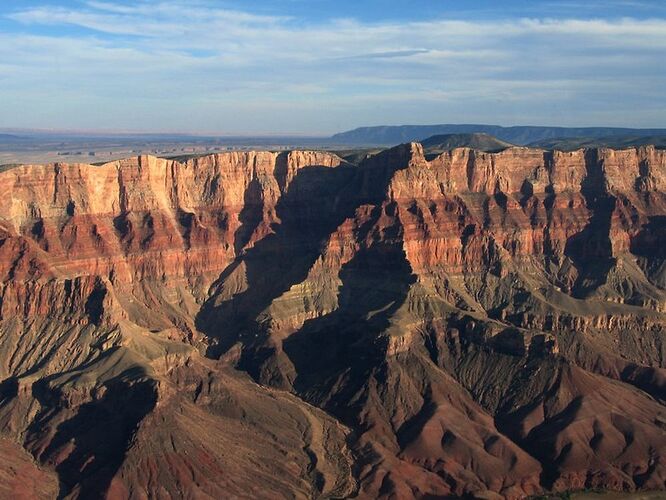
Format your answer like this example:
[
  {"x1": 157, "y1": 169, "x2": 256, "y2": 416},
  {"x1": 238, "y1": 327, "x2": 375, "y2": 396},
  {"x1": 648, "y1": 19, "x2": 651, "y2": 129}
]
[{"x1": 0, "y1": 145, "x2": 665, "y2": 498}]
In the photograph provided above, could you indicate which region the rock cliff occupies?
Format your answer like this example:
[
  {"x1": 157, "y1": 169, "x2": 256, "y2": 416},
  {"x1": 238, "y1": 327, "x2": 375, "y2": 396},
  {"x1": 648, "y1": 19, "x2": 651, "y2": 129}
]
[{"x1": 0, "y1": 144, "x2": 664, "y2": 498}]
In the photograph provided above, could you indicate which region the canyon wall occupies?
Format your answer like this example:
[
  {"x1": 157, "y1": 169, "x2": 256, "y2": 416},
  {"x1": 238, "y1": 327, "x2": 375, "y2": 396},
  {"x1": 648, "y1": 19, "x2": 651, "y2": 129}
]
[{"x1": 0, "y1": 145, "x2": 664, "y2": 498}]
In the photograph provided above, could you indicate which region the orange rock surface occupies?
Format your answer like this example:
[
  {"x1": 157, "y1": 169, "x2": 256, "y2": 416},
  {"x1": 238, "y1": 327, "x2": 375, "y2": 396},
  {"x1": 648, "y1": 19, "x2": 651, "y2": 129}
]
[{"x1": 0, "y1": 144, "x2": 665, "y2": 498}]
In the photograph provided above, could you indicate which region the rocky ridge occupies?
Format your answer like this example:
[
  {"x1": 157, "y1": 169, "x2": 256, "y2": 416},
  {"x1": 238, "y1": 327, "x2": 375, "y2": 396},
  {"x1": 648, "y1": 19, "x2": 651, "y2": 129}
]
[{"x1": 0, "y1": 144, "x2": 664, "y2": 498}]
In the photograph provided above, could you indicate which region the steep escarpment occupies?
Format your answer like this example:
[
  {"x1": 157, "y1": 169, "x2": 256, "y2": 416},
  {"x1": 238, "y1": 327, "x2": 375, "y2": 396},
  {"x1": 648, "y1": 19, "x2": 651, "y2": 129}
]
[
  {"x1": 198, "y1": 144, "x2": 666, "y2": 497},
  {"x1": 0, "y1": 151, "x2": 357, "y2": 499},
  {"x1": 0, "y1": 145, "x2": 665, "y2": 499}
]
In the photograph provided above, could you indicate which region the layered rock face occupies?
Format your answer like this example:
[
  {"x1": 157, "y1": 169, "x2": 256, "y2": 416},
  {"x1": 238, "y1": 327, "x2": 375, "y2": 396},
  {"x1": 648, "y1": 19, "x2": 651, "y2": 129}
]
[{"x1": 0, "y1": 145, "x2": 665, "y2": 499}]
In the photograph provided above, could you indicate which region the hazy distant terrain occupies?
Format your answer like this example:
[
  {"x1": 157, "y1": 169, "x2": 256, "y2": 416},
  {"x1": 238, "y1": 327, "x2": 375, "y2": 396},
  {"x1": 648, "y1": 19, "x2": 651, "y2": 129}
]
[
  {"x1": 3, "y1": 126, "x2": 666, "y2": 166},
  {"x1": 529, "y1": 135, "x2": 666, "y2": 151},
  {"x1": 331, "y1": 124, "x2": 666, "y2": 146},
  {"x1": 421, "y1": 132, "x2": 515, "y2": 156},
  {"x1": 0, "y1": 130, "x2": 334, "y2": 165}
]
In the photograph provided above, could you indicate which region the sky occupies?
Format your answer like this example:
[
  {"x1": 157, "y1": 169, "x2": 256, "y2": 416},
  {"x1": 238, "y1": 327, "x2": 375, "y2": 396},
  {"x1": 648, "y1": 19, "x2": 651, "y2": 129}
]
[{"x1": 0, "y1": 0, "x2": 665, "y2": 135}]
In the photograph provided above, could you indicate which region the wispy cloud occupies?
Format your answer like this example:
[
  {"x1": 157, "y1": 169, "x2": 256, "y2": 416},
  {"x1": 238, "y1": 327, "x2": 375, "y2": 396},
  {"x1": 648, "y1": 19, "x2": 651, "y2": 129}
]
[{"x1": 1, "y1": 1, "x2": 665, "y2": 133}]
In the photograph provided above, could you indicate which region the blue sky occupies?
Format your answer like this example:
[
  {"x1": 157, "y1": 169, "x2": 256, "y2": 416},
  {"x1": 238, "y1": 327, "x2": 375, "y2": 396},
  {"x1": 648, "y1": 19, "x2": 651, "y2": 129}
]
[{"x1": 0, "y1": 0, "x2": 665, "y2": 134}]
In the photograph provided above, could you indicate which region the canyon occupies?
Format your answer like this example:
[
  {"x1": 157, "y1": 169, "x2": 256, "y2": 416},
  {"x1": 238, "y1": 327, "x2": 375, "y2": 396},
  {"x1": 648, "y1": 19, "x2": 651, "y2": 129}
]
[{"x1": 0, "y1": 143, "x2": 665, "y2": 499}]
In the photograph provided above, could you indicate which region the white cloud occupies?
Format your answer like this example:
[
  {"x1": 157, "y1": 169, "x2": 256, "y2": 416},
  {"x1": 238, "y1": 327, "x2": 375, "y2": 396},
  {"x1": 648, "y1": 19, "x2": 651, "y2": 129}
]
[{"x1": 1, "y1": 2, "x2": 665, "y2": 133}]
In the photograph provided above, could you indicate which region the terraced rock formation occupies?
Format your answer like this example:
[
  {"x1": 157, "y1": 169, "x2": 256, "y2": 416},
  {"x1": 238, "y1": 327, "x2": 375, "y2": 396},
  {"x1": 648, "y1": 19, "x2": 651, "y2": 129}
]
[{"x1": 0, "y1": 144, "x2": 664, "y2": 498}]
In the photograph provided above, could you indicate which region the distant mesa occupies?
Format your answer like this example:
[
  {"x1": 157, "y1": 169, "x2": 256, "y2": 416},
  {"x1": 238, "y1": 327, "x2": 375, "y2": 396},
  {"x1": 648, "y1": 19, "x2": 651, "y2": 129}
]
[
  {"x1": 419, "y1": 132, "x2": 666, "y2": 154},
  {"x1": 0, "y1": 133, "x2": 26, "y2": 143},
  {"x1": 420, "y1": 132, "x2": 515, "y2": 157},
  {"x1": 529, "y1": 134, "x2": 666, "y2": 151},
  {"x1": 331, "y1": 123, "x2": 666, "y2": 146},
  {"x1": 3, "y1": 125, "x2": 666, "y2": 167}
]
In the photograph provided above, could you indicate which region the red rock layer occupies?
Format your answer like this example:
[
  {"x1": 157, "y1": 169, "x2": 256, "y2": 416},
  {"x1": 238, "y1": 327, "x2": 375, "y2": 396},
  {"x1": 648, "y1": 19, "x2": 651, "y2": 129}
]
[{"x1": 0, "y1": 144, "x2": 665, "y2": 499}]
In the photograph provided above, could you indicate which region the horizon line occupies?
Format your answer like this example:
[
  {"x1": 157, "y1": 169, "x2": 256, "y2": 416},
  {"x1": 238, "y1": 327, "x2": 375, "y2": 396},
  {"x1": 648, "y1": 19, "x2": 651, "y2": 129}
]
[{"x1": 3, "y1": 122, "x2": 666, "y2": 138}]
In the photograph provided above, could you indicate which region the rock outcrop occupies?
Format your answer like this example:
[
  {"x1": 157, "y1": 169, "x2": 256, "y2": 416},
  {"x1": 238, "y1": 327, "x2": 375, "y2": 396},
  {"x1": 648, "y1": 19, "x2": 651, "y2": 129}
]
[{"x1": 0, "y1": 144, "x2": 665, "y2": 498}]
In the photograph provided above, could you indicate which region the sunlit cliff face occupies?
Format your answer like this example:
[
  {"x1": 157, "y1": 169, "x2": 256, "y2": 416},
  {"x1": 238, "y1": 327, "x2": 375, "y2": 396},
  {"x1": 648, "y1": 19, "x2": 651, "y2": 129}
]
[{"x1": 0, "y1": 144, "x2": 665, "y2": 498}]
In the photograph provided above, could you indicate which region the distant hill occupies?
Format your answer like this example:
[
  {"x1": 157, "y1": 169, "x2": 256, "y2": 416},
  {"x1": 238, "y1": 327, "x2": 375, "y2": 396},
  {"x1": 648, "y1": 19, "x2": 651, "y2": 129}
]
[
  {"x1": 330, "y1": 134, "x2": 513, "y2": 165},
  {"x1": 0, "y1": 133, "x2": 26, "y2": 143},
  {"x1": 331, "y1": 124, "x2": 666, "y2": 146},
  {"x1": 421, "y1": 133, "x2": 514, "y2": 156},
  {"x1": 330, "y1": 148, "x2": 384, "y2": 165},
  {"x1": 529, "y1": 135, "x2": 666, "y2": 151}
]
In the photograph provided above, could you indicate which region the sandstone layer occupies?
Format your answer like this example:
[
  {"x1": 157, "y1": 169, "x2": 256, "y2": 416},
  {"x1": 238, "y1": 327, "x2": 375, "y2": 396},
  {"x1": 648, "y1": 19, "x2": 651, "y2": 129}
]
[{"x1": 0, "y1": 145, "x2": 665, "y2": 498}]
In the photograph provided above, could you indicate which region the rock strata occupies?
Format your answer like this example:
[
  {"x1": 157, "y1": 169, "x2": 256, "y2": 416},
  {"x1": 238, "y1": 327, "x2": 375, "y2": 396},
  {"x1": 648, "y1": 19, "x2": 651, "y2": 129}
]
[{"x1": 0, "y1": 144, "x2": 665, "y2": 498}]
